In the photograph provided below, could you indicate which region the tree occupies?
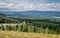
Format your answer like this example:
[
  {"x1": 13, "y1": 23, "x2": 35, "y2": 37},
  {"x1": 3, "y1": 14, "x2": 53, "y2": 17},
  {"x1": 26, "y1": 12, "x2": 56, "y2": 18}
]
[
  {"x1": 16, "y1": 25, "x2": 18, "y2": 31},
  {"x1": 46, "y1": 27, "x2": 48, "y2": 34},
  {"x1": 5, "y1": 25, "x2": 9, "y2": 30},
  {"x1": 7, "y1": 25, "x2": 12, "y2": 31},
  {"x1": 1, "y1": 25, "x2": 5, "y2": 31}
]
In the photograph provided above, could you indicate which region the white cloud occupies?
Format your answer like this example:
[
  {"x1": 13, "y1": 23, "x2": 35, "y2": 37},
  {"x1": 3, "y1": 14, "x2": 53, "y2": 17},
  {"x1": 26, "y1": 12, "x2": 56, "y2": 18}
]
[
  {"x1": 0, "y1": 2, "x2": 60, "y2": 11},
  {"x1": 0, "y1": 2, "x2": 14, "y2": 8},
  {"x1": 36, "y1": 3, "x2": 60, "y2": 11}
]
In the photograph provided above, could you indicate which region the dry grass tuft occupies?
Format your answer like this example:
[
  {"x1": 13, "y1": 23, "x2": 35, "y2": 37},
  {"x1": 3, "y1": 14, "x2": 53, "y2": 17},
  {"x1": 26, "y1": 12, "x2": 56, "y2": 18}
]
[{"x1": 0, "y1": 31, "x2": 60, "y2": 38}]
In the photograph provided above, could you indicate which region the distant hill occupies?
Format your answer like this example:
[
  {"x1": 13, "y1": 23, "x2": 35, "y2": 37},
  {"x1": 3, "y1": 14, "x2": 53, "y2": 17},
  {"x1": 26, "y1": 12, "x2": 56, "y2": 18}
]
[
  {"x1": 0, "y1": 13, "x2": 6, "y2": 17},
  {"x1": 0, "y1": 12, "x2": 20, "y2": 23},
  {"x1": 0, "y1": 11, "x2": 60, "y2": 23},
  {"x1": 1, "y1": 11, "x2": 60, "y2": 17}
]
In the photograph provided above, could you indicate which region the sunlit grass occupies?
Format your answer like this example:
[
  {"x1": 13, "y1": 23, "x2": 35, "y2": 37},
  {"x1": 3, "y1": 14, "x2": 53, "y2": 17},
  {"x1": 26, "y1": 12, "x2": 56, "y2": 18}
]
[{"x1": 0, "y1": 31, "x2": 60, "y2": 38}]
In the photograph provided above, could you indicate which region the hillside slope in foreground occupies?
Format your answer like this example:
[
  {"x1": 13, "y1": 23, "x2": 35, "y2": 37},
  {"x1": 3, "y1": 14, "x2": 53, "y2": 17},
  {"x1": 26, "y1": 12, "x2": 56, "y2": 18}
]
[{"x1": 0, "y1": 31, "x2": 60, "y2": 38}]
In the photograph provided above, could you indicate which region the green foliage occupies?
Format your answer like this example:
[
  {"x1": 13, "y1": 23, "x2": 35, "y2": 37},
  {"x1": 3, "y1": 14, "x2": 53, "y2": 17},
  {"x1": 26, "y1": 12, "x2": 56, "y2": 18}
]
[
  {"x1": 1, "y1": 25, "x2": 5, "y2": 31},
  {"x1": 0, "y1": 20, "x2": 60, "y2": 34}
]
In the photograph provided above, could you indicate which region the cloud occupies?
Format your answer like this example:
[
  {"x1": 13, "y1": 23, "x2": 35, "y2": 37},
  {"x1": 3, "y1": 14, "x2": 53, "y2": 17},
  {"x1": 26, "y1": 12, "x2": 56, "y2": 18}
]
[
  {"x1": 0, "y1": 0, "x2": 60, "y2": 11},
  {"x1": 0, "y1": 0, "x2": 47, "y2": 4},
  {"x1": 36, "y1": 3, "x2": 60, "y2": 11},
  {"x1": 0, "y1": 2, "x2": 33, "y2": 11}
]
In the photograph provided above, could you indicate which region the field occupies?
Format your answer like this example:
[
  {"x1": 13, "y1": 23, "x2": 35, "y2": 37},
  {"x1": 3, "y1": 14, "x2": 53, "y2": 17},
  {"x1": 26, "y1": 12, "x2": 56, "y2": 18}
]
[
  {"x1": 0, "y1": 31, "x2": 60, "y2": 38},
  {"x1": 0, "y1": 12, "x2": 60, "y2": 38}
]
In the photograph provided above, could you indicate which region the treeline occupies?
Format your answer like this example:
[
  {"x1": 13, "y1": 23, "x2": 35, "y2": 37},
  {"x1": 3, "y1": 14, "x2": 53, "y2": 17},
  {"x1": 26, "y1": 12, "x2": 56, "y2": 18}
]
[
  {"x1": 32, "y1": 22, "x2": 60, "y2": 34},
  {"x1": 0, "y1": 18, "x2": 19, "y2": 23},
  {"x1": 0, "y1": 21, "x2": 60, "y2": 34},
  {"x1": 13, "y1": 18, "x2": 60, "y2": 24}
]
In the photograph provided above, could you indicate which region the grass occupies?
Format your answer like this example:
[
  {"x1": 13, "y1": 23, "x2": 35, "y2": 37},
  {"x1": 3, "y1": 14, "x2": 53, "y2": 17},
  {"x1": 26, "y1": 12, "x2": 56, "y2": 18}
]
[{"x1": 0, "y1": 31, "x2": 60, "y2": 38}]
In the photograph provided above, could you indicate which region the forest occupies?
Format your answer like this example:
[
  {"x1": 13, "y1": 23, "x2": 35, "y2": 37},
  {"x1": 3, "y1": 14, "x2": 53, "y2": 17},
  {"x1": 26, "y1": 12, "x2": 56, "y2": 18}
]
[{"x1": 0, "y1": 18, "x2": 60, "y2": 34}]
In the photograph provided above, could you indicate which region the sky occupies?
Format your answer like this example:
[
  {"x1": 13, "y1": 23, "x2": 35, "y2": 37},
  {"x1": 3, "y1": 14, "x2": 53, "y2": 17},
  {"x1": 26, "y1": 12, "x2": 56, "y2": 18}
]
[{"x1": 0, "y1": 0, "x2": 60, "y2": 11}]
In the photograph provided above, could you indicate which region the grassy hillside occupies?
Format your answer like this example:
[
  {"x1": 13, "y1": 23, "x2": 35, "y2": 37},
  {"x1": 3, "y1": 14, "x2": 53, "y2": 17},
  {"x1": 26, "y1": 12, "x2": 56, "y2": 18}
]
[
  {"x1": 0, "y1": 31, "x2": 60, "y2": 38},
  {"x1": 0, "y1": 13, "x2": 20, "y2": 23},
  {"x1": 0, "y1": 12, "x2": 60, "y2": 37}
]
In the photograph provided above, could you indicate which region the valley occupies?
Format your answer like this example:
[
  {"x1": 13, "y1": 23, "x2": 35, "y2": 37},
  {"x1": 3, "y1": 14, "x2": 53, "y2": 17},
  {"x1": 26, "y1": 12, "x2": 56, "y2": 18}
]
[{"x1": 0, "y1": 11, "x2": 60, "y2": 38}]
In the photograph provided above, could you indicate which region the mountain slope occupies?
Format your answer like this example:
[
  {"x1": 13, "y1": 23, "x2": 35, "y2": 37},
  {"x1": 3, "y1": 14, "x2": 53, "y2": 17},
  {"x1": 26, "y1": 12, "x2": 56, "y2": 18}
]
[
  {"x1": 0, "y1": 13, "x2": 19, "y2": 23},
  {"x1": 0, "y1": 13, "x2": 6, "y2": 17}
]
